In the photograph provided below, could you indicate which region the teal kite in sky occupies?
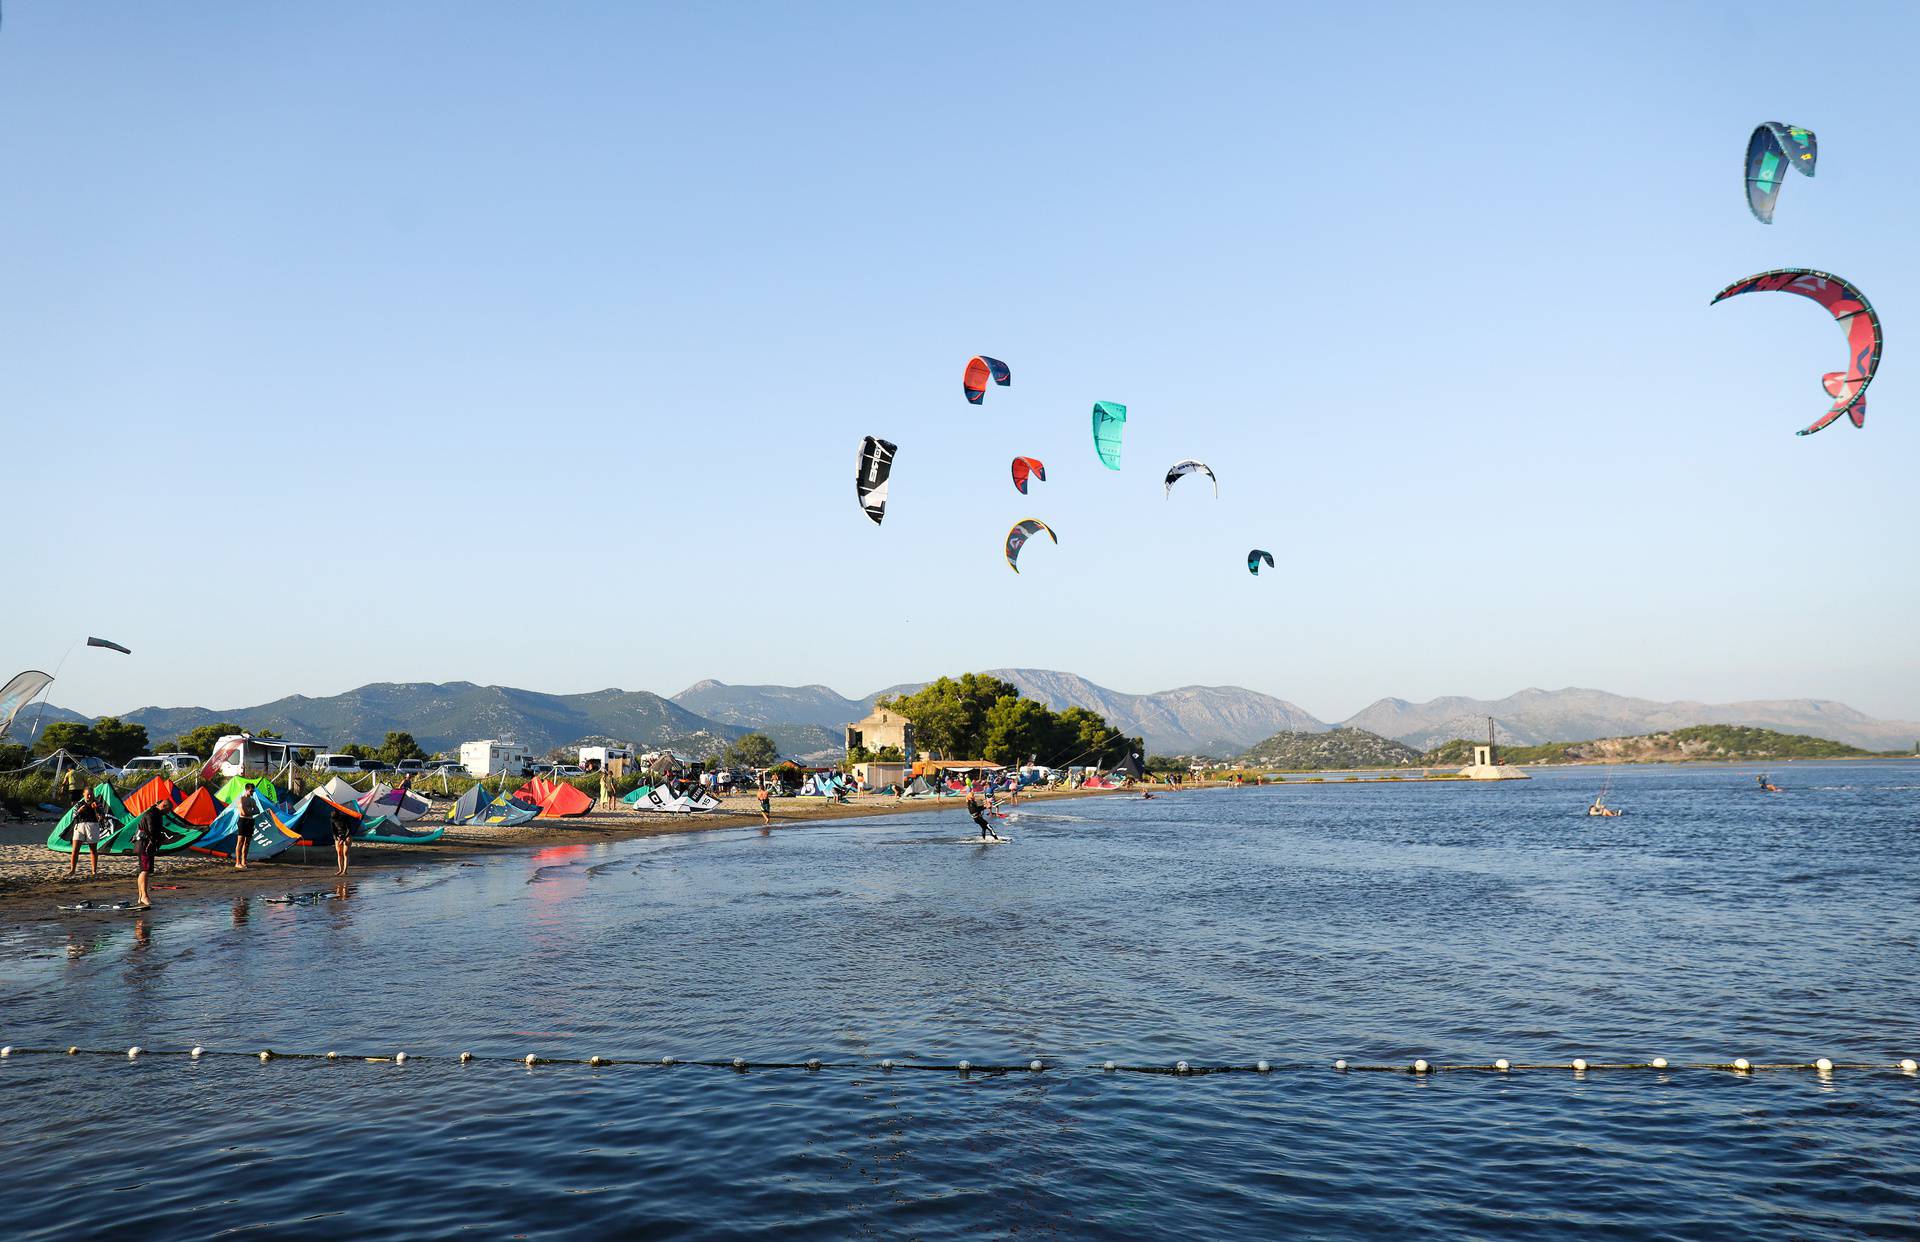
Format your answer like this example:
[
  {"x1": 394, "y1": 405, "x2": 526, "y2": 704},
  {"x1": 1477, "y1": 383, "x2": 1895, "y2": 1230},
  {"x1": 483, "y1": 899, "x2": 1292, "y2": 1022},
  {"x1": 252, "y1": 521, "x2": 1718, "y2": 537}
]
[
  {"x1": 1745, "y1": 122, "x2": 1816, "y2": 224},
  {"x1": 1091, "y1": 402, "x2": 1126, "y2": 470}
]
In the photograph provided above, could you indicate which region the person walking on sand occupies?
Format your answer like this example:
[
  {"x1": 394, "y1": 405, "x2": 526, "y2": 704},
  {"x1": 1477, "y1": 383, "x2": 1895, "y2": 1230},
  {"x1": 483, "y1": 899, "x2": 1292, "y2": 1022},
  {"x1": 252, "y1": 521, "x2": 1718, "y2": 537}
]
[
  {"x1": 965, "y1": 792, "x2": 1001, "y2": 841},
  {"x1": 233, "y1": 786, "x2": 259, "y2": 870},
  {"x1": 65, "y1": 787, "x2": 106, "y2": 878},
  {"x1": 132, "y1": 802, "x2": 167, "y2": 908},
  {"x1": 330, "y1": 800, "x2": 355, "y2": 876}
]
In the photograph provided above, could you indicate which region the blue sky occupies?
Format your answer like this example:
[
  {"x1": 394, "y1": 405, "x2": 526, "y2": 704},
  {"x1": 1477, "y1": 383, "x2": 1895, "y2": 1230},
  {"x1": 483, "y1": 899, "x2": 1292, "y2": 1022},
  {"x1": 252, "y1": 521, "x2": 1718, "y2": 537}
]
[{"x1": 3, "y1": 2, "x2": 1916, "y2": 722}]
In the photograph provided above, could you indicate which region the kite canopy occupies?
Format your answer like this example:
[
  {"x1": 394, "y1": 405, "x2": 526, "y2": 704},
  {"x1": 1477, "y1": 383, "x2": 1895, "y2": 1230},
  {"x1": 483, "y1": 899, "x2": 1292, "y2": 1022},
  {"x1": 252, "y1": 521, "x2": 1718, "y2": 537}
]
[
  {"x1": 1011, "y1": 456, "x2": 1047, "y2": 494},
  {"x1": 857, "y1": 436, "x2": 897, "y2": 525},
  {"x1": 86, "y1": 637, "x2": 132, "y2": 655},
  {"x1": 1248, "y1": 549, "x2": 1274, "y2": 576},
  {"x1": 0, "y1": 670, "x2": 52, "y2": 740},
  {"x1": 1004, "y1": 518, "x2": 1056, "y2": 573},
  {"x1": 1091, "y1": 402, "x2": 1126, "y2": 470},
  {"x1": 1164, "y1": 459, "x2": 1218, "y2": 498},
  {"x1": 1712, "y1": 269, "x2": 1879, "y2": 435},
  {"x1": 963, "y1": 356, "x2": 1011, "y2": 404},
  {"x1": 1745, "y1": 122, "x2": 1816, "y2": 224}
]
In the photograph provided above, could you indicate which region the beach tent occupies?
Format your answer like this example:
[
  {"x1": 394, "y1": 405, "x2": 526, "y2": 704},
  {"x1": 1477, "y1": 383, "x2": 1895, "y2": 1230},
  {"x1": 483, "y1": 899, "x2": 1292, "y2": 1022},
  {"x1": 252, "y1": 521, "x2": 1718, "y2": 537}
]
[
  {"x1": 122, "y1": 775, "x2": 180, "y2": 817},
  {"x1": 318, "y1": 776, "x2": 364, "y2": 804},
  {"x1": 169, "y1": 787, "x2": 223, "y2": 827},
  {"x1": 516, "y1": 778, "x2": 592, "y2": 818},
  {"x1": 359, "y1": 782, "x2": 432, "y2": 824},
  {"x1": 215, "y1": 774, "x2": 278, "y2": 805}
]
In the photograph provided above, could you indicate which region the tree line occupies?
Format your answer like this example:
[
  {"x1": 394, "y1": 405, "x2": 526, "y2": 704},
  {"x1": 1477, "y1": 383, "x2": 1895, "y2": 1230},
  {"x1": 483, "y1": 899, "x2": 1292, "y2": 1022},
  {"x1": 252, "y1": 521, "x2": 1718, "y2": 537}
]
[{"x1": 871, "y1": 673, "x2": 1141, "y2": 768}]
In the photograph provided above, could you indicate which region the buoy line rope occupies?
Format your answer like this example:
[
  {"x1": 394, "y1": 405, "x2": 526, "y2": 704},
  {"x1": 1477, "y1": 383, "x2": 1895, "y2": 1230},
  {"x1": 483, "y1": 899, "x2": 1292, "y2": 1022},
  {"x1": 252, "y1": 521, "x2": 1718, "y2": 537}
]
[{"x1": 2, "y1": 1045, "x2": 1916, "y2": 1078}]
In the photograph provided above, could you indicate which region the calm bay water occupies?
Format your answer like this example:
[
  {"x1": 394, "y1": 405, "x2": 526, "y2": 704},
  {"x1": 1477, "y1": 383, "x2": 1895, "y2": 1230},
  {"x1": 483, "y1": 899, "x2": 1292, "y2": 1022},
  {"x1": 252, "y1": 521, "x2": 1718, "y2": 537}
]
[{"x1": 2, "y1": 762, "x2": 1917, "y2": 1238}]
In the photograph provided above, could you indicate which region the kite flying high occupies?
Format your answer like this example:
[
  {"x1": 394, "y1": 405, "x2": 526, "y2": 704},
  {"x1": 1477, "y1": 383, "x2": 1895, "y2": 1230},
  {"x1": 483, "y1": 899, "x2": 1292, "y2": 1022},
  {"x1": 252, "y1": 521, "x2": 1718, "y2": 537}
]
[{"x1": 1712, "y1": 269, "x2": 1879, "y2": 436}]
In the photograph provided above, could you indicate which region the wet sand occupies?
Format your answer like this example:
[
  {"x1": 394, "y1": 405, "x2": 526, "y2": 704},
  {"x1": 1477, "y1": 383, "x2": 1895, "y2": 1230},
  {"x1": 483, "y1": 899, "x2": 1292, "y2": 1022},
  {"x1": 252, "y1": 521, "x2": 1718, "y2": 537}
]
[{"x1": 0, "y1": 785, "x2": 1128, "y2": 919}]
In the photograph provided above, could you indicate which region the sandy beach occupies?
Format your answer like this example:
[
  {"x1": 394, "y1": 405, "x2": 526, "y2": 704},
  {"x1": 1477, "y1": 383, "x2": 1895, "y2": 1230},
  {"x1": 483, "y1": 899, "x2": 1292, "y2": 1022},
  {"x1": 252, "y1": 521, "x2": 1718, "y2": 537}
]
[{"x1": 0, "y1": 784, "x2": 1126, "y2": 918}]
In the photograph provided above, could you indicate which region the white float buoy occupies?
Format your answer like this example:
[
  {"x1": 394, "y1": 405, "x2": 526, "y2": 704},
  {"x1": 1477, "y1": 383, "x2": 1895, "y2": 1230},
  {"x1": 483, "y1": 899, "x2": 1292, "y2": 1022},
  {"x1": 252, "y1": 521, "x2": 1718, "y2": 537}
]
[
  {"x1": 460, "y1": 1052, "x2": 473, "y2": 1063},
  {"x1": 525, "y1": 1054, "x2": 539, "y2": 1067},
  {"x1": 1334, "y1": 1059, "x2": 1348, "y2": 1071},
  {"x1": 325, "y1": 1051, "x2": 339, "y2": 1060},
  {"x1": 1175, "y1": 1061, "x2": 1191, "y2": 1075},
  {"x1": 957, "y1": 1060, "x2": 971, "y2": 1072},
  {"x1": 1029, "y1": 1060, "x2": 1043, "y2": 1072},
  {"x1": 127, "y1": 1046, "x2": 141, "y2": 1059},
  {"x1": 1571, "y1": 1058, "x2": 1588, "y2": 1072},
  {"x1": 1651, "y1": 1057, "x2": 1668, "y2": 1069},
  {"x1": 1494, "y1": 1058, "x2": 1510, "y2": 1071},
  {"x1": 1413, "y1": 1059, "x2": 1429, "y2": 1074},
  {"x1": 880, "y1": 1059, "x2": 894, "y2": 1071},
  {"x1": 660, "y1": 1055, "x2": 675, "y2": 1066},
  {"x1": 395, "y1": 1052, "x2": 408, "y2": 1064},
  {"x1": 1256, "y1": 1060, "x2": 1270, "y2": 1073},
  {"x1": 589, "y1": 1055, "x2": 605, "y2": 1067},
  {"x1": 1733, "y1": 1057, "x2": 1751, "y2": 1071},
  {"x1": 1901, "y1": 1059, "x2": 1918, "y2": 1073},
  {"x1": 1102, "y1": 1060, "x2": 1116, "y2": 1072},
  {"x1": 190, "y1": 1046, "x2": 203, "y2": 1059},
  {"x1": 0, "y1": 1047, "x2": 11, "y2": 1058},
  {"x1": 258, "y1": 1050, "x2": 271, "y2": 1062},
  {"x1": 1815, "y1": 1058, "x2": 1833, "y2": 1072},
  {"x1": 732, "y1": 1057, "x2": 747, "y2": 1070},
  {"x1": 807, "y1": 1059, "x2": 821, "y2": 1070},
  {"x1": 67, "y1": 1046, "x2": 79, "y2": 1056}
]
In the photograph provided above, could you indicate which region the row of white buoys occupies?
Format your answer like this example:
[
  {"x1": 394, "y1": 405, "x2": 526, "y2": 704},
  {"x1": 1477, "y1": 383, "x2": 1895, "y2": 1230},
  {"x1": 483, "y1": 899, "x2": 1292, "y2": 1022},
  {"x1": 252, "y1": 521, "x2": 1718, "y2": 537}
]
[{"x1": 5, "y1": 1045, "x2": 1919, "y2": 1074}]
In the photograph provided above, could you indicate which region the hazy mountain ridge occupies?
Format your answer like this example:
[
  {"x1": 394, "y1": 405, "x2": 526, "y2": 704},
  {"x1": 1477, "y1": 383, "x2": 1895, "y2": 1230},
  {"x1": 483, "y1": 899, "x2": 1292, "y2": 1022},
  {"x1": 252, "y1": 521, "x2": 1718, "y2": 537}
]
[
  {"x1": 99, "y1": 682, "x2": 743, "y2": 757},
  {"x1": 1342, "y1": 687, "x2": 1920, "y2": 752},
  {"x1": 21, "y1": 677, "x2": 1918, "y2": 762}
]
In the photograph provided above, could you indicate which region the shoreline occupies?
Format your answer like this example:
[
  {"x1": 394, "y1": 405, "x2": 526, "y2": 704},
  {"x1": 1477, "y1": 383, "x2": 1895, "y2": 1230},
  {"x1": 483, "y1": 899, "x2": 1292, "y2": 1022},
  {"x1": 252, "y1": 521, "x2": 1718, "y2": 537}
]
[{"x1": 0, "y1": 784, "x2": 1135, "y2": 918}]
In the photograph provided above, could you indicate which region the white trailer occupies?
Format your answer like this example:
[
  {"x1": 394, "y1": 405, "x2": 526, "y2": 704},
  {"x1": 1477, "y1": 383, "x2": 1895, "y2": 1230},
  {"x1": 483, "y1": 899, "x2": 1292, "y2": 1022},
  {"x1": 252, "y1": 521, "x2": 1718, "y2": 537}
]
[{"x1": 459, "y1": 739, "x2": 533, "y2": 778}]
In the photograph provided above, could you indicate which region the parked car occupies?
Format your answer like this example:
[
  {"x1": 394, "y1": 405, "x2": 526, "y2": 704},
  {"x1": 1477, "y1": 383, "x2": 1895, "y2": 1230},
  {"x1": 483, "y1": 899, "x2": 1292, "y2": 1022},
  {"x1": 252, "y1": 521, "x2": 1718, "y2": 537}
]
[
  {"x1": 551, "y1": 764, "x2": 585, "y2": 777},
  {"x1": 72, "y1": 756, "x2": 123, "y2": 779},
  {"x1": 122, "y1": 756, "x2": 179, "y2": 776},
  {"x1": 427, "y1": 760, "x2": 464, "y2": 774},
  {"x1": 357, "y1": 759, "x2": 393, "y2": 774},
  {"x1": 312, "y1": 754, "x2": 363, "y2": 774},
  {"x1": 159, "y1": 753, "x2": 201, "y2": 772},
  {"x1": 395, "y1": 759, "x2": 426, "y2": 773}
]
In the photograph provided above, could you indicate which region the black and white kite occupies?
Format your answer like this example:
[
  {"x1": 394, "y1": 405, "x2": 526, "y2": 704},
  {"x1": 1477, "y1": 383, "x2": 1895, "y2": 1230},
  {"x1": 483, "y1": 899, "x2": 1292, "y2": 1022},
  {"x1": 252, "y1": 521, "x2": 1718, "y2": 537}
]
[
  {"x1": 857, "y1": 436, "x2": 897, "y2": 525},
  {"x1": 1164, "y1": 459, "x2": 1217, "y2": 498}
]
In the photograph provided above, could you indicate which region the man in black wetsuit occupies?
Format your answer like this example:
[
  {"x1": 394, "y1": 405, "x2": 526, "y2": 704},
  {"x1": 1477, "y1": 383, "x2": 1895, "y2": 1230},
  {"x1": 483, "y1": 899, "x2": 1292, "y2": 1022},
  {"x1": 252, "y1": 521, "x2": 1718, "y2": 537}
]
[{"x1": 964, "y1": 791, "x2": 1001, "y2": 841}]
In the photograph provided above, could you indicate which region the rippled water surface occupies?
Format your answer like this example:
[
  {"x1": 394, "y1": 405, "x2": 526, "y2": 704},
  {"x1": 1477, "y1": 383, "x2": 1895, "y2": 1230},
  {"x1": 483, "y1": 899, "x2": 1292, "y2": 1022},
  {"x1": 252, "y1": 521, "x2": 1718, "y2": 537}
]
[{"x1": 3, "y1": 763, "x2": 1918, "y2": 1238}]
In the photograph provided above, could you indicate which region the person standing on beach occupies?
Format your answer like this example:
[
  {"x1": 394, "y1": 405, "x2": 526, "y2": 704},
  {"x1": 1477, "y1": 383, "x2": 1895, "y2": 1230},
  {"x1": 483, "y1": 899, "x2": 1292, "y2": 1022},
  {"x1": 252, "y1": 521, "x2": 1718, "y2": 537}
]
[
  {"x1": 757, "y1": 782, "x2": 773, "y2": 827},
  {"x1": 233, "y1": 786, "x2": 258, "y2": 870},
  {"x1": 132, "y1": 802, "x2": 166, "y2": 908},
  {"x1": 330, "y1": 801, "x2": 355, "y2": 876},
  {"x1": 65, "y1": 787, "x2": 105, "y2": 878}
]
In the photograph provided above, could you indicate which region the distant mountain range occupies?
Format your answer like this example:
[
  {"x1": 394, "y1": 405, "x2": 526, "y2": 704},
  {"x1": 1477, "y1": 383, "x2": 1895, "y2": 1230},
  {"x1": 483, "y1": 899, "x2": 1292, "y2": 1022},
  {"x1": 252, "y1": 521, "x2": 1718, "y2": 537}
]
[
  {"x1": 18, "y1": 673, "x2": 1919, "y2": 761},
  {"x1": 27, "y1": 682, "x2": 742, "y2": 759},
  {"x1": 1342, "y1": 688, "x2": 1920, "y2": 753}
]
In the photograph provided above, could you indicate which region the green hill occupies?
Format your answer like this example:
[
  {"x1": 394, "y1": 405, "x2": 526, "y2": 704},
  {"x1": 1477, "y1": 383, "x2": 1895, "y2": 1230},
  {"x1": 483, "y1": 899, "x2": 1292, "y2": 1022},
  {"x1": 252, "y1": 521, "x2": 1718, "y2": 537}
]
[
  {"x1": 1420, "y1": 724, "x2": 1873, "y2": 766},
  {"x1": 1238, "y1": 727, "x2": 1421, "y2": 770}
]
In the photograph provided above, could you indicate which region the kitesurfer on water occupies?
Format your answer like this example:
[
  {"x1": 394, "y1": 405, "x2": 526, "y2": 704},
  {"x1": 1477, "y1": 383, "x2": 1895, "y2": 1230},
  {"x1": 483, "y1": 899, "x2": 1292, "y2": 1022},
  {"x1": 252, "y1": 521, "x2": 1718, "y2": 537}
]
[
  {"x1": 1756, "y1": 773, "x2": 1781, "y2": 792},
  {"x1": 965, "y1": 792, "x2": 1001, "y2": 841}
]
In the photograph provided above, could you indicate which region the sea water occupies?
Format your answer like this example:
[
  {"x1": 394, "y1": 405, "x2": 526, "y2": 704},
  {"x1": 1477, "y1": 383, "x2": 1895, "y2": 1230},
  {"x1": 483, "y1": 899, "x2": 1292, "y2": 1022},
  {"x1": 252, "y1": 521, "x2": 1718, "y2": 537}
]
[{"x1": 1, "y1": 762, "x2": 1916, "y2": 1238}]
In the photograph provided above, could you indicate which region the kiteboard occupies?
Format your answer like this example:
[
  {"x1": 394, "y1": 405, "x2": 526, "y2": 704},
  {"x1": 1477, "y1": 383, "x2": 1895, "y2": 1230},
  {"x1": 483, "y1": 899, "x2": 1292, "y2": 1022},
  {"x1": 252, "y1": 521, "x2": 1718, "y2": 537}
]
[
  {"x1": 56, "y1": 901, "x2": 143, "y2": 913},
  {"x1": 963, "y1": 835, "x2": 1012, "y2": 844}
]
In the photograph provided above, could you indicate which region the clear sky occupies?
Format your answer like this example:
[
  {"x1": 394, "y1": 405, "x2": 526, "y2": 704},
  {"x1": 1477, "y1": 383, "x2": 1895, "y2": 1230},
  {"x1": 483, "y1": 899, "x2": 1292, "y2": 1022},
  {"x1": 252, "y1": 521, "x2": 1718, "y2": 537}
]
[{"x1": 3, "y1": 2, "x2": 1916, "y2": 723}]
